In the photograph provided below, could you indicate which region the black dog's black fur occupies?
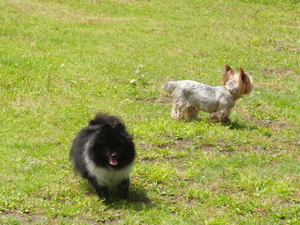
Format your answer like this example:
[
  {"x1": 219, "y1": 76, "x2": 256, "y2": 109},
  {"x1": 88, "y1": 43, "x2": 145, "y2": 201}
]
[{"x1": 70, "y1": 113, "x2": 135, "y2": 200}]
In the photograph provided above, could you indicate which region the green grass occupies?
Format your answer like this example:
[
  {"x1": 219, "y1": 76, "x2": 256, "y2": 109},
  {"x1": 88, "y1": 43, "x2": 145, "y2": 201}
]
[{"x1": 1, "y1": 0, "x2": 300, "y2": 224}]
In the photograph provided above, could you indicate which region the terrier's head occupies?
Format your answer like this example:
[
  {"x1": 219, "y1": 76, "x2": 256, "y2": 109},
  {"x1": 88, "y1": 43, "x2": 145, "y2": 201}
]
[{"x1": 223, "y1": 65, "x2": 253, "y2": 95}]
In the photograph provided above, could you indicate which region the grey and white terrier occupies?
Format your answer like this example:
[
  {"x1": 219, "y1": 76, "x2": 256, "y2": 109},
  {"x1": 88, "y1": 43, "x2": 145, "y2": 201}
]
[{"x1": 165, "y1": 65, "x2": 253, "y2": 122}]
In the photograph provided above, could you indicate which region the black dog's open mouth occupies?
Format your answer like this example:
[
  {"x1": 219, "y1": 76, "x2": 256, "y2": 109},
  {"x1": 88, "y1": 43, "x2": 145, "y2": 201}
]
[{"x1": 109, "y1": 157, "x2": 118, "y2": 166}]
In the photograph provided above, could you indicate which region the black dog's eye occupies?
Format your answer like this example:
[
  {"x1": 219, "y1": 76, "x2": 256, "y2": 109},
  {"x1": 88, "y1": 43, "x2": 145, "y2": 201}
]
[
  {"x1": 104, "y1": 147, "x2": 110, "y2": 152},
  {"x1": 101, "y1": 124, "x2": 112, "y2": 132}
]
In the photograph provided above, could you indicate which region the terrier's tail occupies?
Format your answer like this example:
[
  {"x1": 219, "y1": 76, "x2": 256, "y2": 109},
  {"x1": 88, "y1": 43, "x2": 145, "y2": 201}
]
[{"x1": 164, "y1": 81, "x2": 178, "y2": 94}]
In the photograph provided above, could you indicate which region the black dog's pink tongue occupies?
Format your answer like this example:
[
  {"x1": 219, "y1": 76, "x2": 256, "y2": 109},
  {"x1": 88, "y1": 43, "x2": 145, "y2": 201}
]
[{"x1": 109, "y1": 157, "x2": 118, "y2": 166}]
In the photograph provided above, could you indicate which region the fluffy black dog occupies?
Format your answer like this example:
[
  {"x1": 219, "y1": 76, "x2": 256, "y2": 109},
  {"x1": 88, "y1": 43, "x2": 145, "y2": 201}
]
[{"x1": 70, "y1": 113, "x2": 135, "y2": 200}]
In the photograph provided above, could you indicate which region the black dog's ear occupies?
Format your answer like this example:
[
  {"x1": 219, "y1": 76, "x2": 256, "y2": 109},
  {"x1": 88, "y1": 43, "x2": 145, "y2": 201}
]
[{"x1": 115, "y1": 123, "x2": 126, "y2": 132}]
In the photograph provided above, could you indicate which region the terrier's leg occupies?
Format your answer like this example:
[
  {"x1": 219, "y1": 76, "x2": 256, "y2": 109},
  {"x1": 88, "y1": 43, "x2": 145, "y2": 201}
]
[
  {"x1": 210, "y1": 108, "x2": 232, "y2": 123},
  {"x1": 210, "y1": 112, "x2": 221, "y2": 123},
  {"x1": 187, "y1": 106, "x2": 199, "y2": 120},
  {"x1": 220, "y1": 108, "x2": 232, "y2": 123},
  {"x1": 171, "y1": 100, "x2": 187, "y2": 120}
]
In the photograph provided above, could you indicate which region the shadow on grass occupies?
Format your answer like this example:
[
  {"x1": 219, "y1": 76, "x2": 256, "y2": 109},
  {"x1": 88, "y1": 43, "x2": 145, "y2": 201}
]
[
  {"x1": 227, "y1": 121, "x2": 258, "y2": 130},
  {"x1": 105, "y1": 186, "x2": 154, "y2": 211},
  {"x1": 105, "y1": 185, "x2": 153, "y2": 211},
  {"x1": 84, "y1": 183, "x2": 153, "y2": 211},
  {"x1": 182, "y1": 117, "x2": 259, "y2": 131}
]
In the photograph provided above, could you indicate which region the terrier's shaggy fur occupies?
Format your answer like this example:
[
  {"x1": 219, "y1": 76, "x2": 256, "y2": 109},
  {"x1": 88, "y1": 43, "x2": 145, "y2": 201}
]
[{"x1": 165, "y1": 65, "x2": 253, "y2": 122}]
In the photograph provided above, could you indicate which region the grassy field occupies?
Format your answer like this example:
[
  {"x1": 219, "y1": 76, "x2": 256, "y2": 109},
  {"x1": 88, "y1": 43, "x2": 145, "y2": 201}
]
[{"x1": 0, "y1": 0, "x2": 300, "y2": 224}]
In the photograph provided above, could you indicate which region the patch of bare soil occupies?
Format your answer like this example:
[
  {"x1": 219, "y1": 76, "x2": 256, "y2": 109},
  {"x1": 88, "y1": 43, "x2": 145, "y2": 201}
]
[
  {"x1": 0, "y1": 212, "x2": 47, "y2": 225},
  {"x1": 274, "y1": 45, "x2": 300, "y2": 53},
  {"x1": 0, "y1": 211, "x2": 123, "y2": 225},
  {"x1": 261, "y1": 68, "x2": 293, "y2": 77},
  {"x1": 135, "y1": 97, "x2": 157, "y2": 103},
  {"x1": 273, "y1": 39, "x2": 300, "y2": 53},
  {"x1": 158, "y1": 93, "x2": 172, "y2": 104}
]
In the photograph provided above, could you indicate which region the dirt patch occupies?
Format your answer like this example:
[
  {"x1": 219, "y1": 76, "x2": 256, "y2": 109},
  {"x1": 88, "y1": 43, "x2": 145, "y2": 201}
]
[
  {"x1": 135, "y1": 97, "x2": 157, "y2": 103},
  {"x1": 158, "y1": 92, "x2": 172, "y2": 104},
  {"x1": 261, "y1": 68, "x2": 293, "y2": 77},
  {"x1": 274, "y1": 45, "x2": 300, "y2": 53},
  {"x1": 137, "y1": 137, "x2": 197, "y2": 152},
  {"x1": 0, "y1": 211, "x2": 47, "y2": 225},
  {"x1": 273, "y1": 39, "x2": 300, "y2": 53},
  {"x1": 241, "y1": 112, "x2": 282, "y2": 127}
]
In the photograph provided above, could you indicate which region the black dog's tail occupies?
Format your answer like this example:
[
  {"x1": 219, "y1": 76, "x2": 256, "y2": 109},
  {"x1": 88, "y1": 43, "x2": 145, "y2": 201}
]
[{"x1": 164, "y1": 81, "x2": 178, "y2": 94}]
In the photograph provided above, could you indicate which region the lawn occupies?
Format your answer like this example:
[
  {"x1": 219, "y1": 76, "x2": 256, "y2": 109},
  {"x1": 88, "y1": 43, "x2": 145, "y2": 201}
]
[{"x1": 0, "y1": 0, "x2": 299, "y2": 224}]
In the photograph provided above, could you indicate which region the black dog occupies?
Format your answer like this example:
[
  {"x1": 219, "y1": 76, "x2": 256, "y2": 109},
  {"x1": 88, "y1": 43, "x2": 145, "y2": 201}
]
[{"x1": 70, "y1": 113, "x2": 136, "y2": 200}]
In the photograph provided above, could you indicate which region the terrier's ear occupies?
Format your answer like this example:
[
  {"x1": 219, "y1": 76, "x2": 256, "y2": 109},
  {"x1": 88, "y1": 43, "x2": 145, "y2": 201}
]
[
  {"x1": 239, "y1": 67, "x2": 245, "y2": 75},
  {"x1": 239, "y1": 67, "x2": 248, "y2": 81},
  {"x1": 223, "y1": 64, "x2": 234, "y2": 84},
  {"x1": 225, "y1": 65, "x2": 233, "y2": 73},
  {"x1": 239, "y1": 67, "x2": 253, "y2": 94}
]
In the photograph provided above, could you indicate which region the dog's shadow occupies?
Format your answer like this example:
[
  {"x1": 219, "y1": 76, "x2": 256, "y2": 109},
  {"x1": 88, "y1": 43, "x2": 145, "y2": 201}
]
[
  {"x1": 106, "y1": 185, "x2": 153, "y2": 211},
  {"x1": 84, "y1": 184, "x2": 153, "y2": 211},
  {"x1": 184, "y1": 117, "x2": 258, "y2": 131},
  {"x1": 227, "y1": 121, "x2": 258, "y2": 130}
]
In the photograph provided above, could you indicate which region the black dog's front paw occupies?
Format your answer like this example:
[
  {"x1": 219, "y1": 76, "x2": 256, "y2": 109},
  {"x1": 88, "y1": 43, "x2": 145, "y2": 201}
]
[
  {"x1": 96, "y1": 186, "x2": 109, "y2": 201},
  {"x1": 119, "y1": 178, "x2": 130, "y2": 199}
]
